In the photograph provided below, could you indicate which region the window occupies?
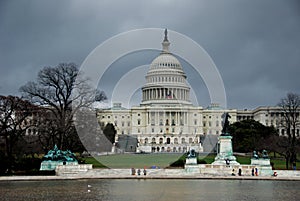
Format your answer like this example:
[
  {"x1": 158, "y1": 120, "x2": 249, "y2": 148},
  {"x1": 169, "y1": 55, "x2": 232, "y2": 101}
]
[
  {"x1": 171, "y1": 119, "x2": 175, "y2": 126},
  {"x1": 138, "y1": 119, "x2": 141, "y2": 125},
  {"x1": 180, "y1": 118, "x2": 183, "y2": 125},
  {"x1": 152, "y1": 138, "x2": 156, "y2": 144},
  {"x1": 194, "y1": 119, "x2": 197, "y2": 125},
  {"x1": 151, "y1": 118, "x2": 155, "y2": 126},
  {"x1": 159, "y1": 119, "x2": 163, "y2": 126},
  {"x1": 159, "y1": 138, "x2": 163, "y2": 144},
  {"x1": 152, "y1": 128, "x2": 154, "y2": 133}
]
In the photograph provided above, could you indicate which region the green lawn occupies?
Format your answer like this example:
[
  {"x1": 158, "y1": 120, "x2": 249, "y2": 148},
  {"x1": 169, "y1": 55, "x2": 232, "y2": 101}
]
[
  {"x1": 82, "y1": 153, "x2": 299, "y2": 170},
  {"x1": 90, "y1": 153, "x2": 184, "y2": 168}
]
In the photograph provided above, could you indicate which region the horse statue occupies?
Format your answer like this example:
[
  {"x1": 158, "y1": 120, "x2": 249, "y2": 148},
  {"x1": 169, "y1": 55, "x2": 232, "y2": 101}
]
[{"x1": 221, "y1": 112, "x2": 231, "y2": 136}]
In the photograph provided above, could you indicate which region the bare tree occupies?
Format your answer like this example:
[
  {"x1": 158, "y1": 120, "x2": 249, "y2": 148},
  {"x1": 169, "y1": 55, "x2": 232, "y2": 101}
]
[
  {"x1": 0, "y1": 95, "x2": 35, "y2": 173},
  {"x1": 20, "y1": 63, "x2": 106, "y2": 151},
  {"x1": 278, "y1": 92, "x2": 300, "y2": 169}
]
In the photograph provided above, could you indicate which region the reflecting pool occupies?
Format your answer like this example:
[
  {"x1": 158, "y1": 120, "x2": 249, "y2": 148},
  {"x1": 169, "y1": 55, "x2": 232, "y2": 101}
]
[{"x1": 1, "y1": 179, "x2": 299, "y2": 201}]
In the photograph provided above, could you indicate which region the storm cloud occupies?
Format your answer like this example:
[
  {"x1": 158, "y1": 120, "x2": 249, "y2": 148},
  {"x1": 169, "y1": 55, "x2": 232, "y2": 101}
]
[{"x1": 0, "y1": 0, "x2": 299, "y2": 109}]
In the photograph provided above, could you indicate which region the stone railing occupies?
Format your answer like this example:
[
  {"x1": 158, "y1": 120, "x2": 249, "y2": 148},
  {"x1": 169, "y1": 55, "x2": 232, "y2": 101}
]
[{"x1": 55, "y1": 164, "x2": 93, "y2": 176}]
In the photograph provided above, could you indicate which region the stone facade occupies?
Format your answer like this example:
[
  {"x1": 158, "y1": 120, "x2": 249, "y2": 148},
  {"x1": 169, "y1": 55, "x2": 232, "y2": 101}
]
[
  {"x1": 237, "y1": 106, "x2": 300, "y2": 137},
  {"x1": 96, "y1": 30, "x2": 300, "y2": 154},
  {"x1": 97, "y1": 30, "x2": 236, "y2": 153}
]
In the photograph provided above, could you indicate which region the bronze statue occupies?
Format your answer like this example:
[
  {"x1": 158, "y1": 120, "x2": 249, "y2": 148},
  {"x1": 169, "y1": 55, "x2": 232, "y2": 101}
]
[
  {"x1": 187, "y1": 149, "x2": 196, "y2": 158},
  {"x1": 252, "y1": 151, "x2": 259, "y2": 159},
  {"x1": 221, "y1": 112, "x2": 231, "y2": 136},
  {"x1": 262, "y1": 150, "x2": 269, "y2": 159},
  {"x1": 42, "y1": 144, "x2": 77, "y2": 162}
]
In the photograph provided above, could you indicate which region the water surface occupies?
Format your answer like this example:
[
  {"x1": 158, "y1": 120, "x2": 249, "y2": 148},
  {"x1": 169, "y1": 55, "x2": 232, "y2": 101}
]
[{"x1": 1, "y1": 179, "x2": 299, "y2": 201}]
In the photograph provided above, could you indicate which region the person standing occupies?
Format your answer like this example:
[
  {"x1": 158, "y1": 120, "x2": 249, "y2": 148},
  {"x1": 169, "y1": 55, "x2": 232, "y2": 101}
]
[
  {"x1": 255, "y1": 168, "x2": 258, "y2": 176},
  {"x1": 293, "y1": 161, "x2": 296, "y2": 170},
  {"x1": 238, "y1": 168, "x2": 242, "y2": 176}
]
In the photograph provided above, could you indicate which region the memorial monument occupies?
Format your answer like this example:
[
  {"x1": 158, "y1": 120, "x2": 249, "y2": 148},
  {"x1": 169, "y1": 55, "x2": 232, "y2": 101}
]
[
  {"x1": 212, "y1": 113, "x2": 240, "y2": 165},
  {"x1": 251, "y1": 150, "x2": 273, "y2": 176},
  {"x1": 185, "y1": 149, "x2": 200, "y2": 173},
  {"x1": 40, "y1": 145, "x2": 78, "y2": 171},
  {"x1": 186, "y1": 149, "x2": 197, "y2": 165}
]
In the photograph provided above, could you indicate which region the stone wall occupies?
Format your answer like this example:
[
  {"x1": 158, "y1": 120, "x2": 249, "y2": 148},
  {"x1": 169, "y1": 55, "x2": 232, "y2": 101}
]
[{"x1": 55, "y1": 164, "x2": 93, "y2": 176}]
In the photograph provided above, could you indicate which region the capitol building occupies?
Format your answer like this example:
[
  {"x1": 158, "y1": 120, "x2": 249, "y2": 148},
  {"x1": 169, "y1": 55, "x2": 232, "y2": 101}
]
[
  {"x1": 96, "y1": 30, "x2": 295, "y2": 153},
  {"x1": 97, "y1": 30, "x2": 237, "y2": 153}
]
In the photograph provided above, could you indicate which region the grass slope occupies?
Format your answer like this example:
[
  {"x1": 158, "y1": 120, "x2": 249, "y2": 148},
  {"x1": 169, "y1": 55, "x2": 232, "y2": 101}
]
[{"x1": 83, "y1": 153, "x2": 299, "y2": 170}]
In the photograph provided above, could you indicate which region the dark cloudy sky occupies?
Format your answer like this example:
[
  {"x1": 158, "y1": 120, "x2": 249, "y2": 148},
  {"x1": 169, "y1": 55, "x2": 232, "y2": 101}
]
[{"x1": 0, "y1": 0, "x2": 299, "y2": 109}]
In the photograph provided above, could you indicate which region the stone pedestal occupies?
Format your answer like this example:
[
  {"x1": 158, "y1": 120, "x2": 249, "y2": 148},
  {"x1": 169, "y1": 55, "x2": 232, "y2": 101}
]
[
  {"x1": 185, "y1": 158, "x2": 199, "y2": 173},
  {"x1": 40, "y1": 161, "x2": 78, "y2": 171},
  {"x1": 251, "y1": 158, "x2": 273, "y2": 176},
  {"x1": 212, "y1": 135, "x2": 240, "y2": 165},
  {"x1": 185, "y1": 158, "x2": 197, "y2": 165}
]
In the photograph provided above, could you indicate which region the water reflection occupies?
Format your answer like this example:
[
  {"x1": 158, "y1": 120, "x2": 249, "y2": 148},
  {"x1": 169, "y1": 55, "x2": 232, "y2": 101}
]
[{"x1": 0, "y1": 179, "x2": 299, "y2": 201}]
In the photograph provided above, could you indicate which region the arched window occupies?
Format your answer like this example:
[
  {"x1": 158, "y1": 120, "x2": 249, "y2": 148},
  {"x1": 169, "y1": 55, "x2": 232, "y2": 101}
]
[
  {"x1": 159, "y1": 138, "x2": 163, "y2": 144},
  {"x1": 145, "y1": 138, "x2": 148, "y2": 144},
  {"x1": 174, "y1": 138, "x2": 178, "y2": 144},
  {"x1": 181, "y1": 138, "x2": 185, "y2": 144},
  {"x1": 152, "y1": 138, "x2": 156, "y2": 144},
  {"x1": 167, "y1": 138, "x2": 171, "y2": 144}
]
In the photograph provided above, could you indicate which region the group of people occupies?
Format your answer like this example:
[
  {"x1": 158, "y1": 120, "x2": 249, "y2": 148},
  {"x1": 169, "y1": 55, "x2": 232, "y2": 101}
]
[
  {"x1": 131, "y1": 168, "x2": 147, "y2": 176},
  {"x1": 251, "y1": 168, "x2": 259, "y2": 176},
  {"x1": 231, "y1": 168, "x2": 243, "y2": 176}
]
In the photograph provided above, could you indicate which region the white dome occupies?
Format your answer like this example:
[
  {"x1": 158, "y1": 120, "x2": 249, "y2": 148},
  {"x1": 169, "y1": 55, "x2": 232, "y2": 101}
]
[
  {"x1": 141, "y1": 29, "x2": 191, "y2": 106},
  {"x1": 149, "y1": 53, "x2": 183, "y2": 71}
]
